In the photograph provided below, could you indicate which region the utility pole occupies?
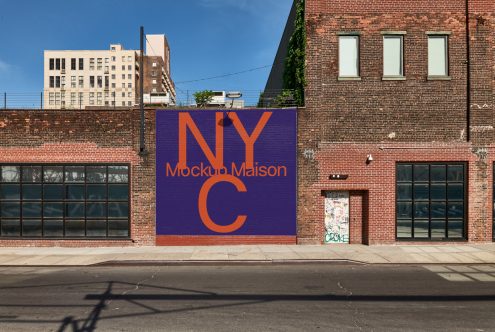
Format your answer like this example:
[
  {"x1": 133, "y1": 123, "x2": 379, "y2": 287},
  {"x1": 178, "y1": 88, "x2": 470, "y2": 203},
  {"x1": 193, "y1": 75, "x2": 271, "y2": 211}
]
[
  {"x1": 139, "y1": 26, "x2": 146, "y2": 155},
  {"x1": 3, "y1": 92, "x2": 6, "y2": 109},
  {"x1": 40, "y1": 92, "x2": 43, "y2": 110}
]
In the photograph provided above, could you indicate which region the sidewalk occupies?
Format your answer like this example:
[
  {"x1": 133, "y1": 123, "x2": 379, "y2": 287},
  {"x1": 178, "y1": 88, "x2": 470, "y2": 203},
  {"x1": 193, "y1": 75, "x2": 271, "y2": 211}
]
[{"x1": 0, "y1": 244, "x2": 495, "y2": 266}]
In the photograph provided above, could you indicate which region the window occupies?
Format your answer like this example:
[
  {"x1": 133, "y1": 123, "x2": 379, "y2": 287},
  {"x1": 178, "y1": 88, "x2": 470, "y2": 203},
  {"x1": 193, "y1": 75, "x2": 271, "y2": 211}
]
[
  {"x1": 78, "y1": 58, "x2": 84, "y2": 70},
  {"x1": 122, "y1": 56, "x2": 125, "y2": 62},
  {"x1": 55, "y1": 76, "x2": 60, "y2": 88},
  {"x1": 128, "y1": 65, "x2": 132, "y2": 71},
  {"x1": 122, "y1": 65, "x2": 125, "y2": 71},
  {"x1": 90, "y1": 76, "x2": 95, "y2": 88},
  {"x1": 49, "y1": 58, "x2": 54, "y2": 70},
  {"x1": 78, "y1": 76, "x2": 84, "y2": 88},
  {"x1": 97, "y1": 58, "x2": 102, "y2": 70},
  {"x1": 111, "y1": 74, "x2": 116, "y2": 79},
  {"x1": 128, "y1": 74, "x2": 132, "y2": 80},
  {"x1": 396, "y1": 163, "x2": 465, "y2": 240},
  {"x1": 55, "y1": 92, "x2": 60, "y2": 105},
  {"x1": 89, "y1": 58, "x2": 95, "y2": 71},
  {"x1": 105, "y1": 58, "x2": 109, "y2": 64},
  {"x1": 122, "y1": 74, "x2": 125, "y2": 80},
  {"x1": 121, "y1": 92, "x2": 125, "y2": 97},
  {"x1": 49, "y1": 76, "x2": 54, "y2": 88},
  {"x1": 71, "y1": 58, "x2": 76, "y2": 70},
  {"x1": 152, "y1": 62, "x2": 157, "y2": 67},
  {"x1": 151, "y1": 71, "x2": 157, "y2": 77},
  {"x1": 383, "y1": 35, "x2": 404, "y2": 77},
  {"x1": 55, "y1": 58, "x2": 61, "y2": 70},
  {"x1": 111, "y1": 56, "x2": 116, "y2": 62},
  {"x1": 71, "y1": 76, "x2": 76, "y2": 88},
  {"x1": 61, "y1": 76, "x2": 65, "y2": 88},
  {"x1": 127, "y1": 83, "x2": 132, "y2": 88},
  {"x1": 105, "y1": 76, "x2": 109, "y2": 88},
  {"x1": 128, "y1": 92, "x2": 132, "y2": 98},
  {"x1": 112, "y1": 83, "x2": 116, "y2": 88},
  {"x1": 0, "y1": 165, "x2": 129, "y2": 238},
  {"x1": 70, "y1": 92, "x2": 76, "y2": 105},
  {"x1": 339, "y1": 35, "x2": 360, "y2": 78},
  {"x1": 152, "y1": 79, "x2": 157, "y2": 84},
  {"x1": 111, "y1": 65, "x2": 116, "y2": 71},
  {"x1": 122, "y1": 83, "x2": 125, "y2": 88},
  {"x1": 61, "y1": 59, "x2": 65, "y2": 70},
  {"x1": 128, "y1": 101, "x2": 132, "y2": 106},
  {"x1": 97, "y1": 76, "x2": 102, "y2": 88},
  {"x1": 49, "y1": 93, "x2": 54, "y2": 105},
  {"x1": 127, "y1": 56, "x2": 132, "y2": 61},
  {"x1": 78, "y1": 92, "x2": 83, "y2": 104},
  {"x1": 428, "y1": 35, "x2": 449, "y2": 77}
]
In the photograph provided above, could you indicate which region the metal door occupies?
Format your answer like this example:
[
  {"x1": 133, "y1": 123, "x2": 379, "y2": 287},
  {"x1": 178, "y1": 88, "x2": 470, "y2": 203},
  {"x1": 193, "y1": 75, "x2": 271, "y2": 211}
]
[{"x1": 324, "y1": 191, "x2": 350, "y2": 244}]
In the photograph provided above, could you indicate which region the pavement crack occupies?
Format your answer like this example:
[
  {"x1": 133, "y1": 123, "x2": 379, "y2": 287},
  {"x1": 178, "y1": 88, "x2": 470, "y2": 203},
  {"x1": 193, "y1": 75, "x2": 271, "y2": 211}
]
[{"x1": 337, "y1": 281, "x2": 366, "y2": 331}]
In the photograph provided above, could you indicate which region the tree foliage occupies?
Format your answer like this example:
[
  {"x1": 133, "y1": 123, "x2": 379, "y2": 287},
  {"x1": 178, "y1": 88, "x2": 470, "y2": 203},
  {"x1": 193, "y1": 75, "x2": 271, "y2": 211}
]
[
  {"x1": 193, "y1": 90, "x2": 215, "y2": 107},
  {"x1": 282, "y1": 0, "x2": 305, "y2": 107}
]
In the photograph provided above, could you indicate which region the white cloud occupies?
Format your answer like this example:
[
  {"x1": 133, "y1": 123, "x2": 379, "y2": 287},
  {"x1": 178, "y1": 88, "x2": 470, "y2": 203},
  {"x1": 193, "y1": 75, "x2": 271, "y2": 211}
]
[{"x1": 0, "y1": 59, "x2": 10, "y2": 72}]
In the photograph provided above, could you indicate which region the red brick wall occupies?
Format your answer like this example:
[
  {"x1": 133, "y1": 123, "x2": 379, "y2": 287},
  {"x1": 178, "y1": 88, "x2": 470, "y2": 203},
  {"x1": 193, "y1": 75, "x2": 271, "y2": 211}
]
[
  {"x1": 298, "y1": 142, "x2": 493, "y2": 244},
  {"x1": 0, "y1": 109, "x2": 156, "y2": 247},
  {"x1": 300, "y1": 0, "x2": 494, "y2": 244}
]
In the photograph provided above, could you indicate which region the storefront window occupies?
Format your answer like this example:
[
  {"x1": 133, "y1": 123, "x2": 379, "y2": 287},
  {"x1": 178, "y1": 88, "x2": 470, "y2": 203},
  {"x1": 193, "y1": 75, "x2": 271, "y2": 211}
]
[
  {"x1": 396, "y1": 163, "x2": 466, "y2": 240},
  {"x1": 0, "y1": 165, "x2": 130, "y2": 238}
]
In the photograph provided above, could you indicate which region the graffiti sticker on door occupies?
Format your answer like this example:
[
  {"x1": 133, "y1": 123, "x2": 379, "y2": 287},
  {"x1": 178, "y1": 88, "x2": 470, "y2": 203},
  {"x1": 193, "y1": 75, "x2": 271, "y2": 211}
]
[{"x1": 324, "y1": 191, "x2": 350, "y2": 244}]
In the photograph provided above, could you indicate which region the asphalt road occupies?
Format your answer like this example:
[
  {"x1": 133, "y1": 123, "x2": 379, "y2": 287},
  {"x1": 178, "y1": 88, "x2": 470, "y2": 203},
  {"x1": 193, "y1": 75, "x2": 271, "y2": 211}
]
[{"x1": 0, "y1": 264, "x2": 494, "y2": 331}]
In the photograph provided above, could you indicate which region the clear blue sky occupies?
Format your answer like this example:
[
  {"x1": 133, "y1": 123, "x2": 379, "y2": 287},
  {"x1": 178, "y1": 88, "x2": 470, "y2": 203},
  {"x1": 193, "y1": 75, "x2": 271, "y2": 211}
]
[{"x1": 0, "y1": 0, "x2": 292, "y2": 102}]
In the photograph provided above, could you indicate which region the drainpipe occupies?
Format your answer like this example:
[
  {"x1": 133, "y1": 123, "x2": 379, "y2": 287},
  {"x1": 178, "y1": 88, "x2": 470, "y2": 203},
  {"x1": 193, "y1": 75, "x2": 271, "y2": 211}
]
[
  {"x1": 466, "y1": 0, "x2": 471, "y2": 142},
  {"x1": 139, "y1": 26, "x2": 146, "y2": 155}
]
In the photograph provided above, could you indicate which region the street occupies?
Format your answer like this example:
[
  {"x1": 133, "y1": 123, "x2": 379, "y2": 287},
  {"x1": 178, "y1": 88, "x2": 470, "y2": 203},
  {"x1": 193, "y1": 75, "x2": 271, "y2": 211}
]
[{"x1": 0, "y1": 264, "x2": 494, "y2": 331}]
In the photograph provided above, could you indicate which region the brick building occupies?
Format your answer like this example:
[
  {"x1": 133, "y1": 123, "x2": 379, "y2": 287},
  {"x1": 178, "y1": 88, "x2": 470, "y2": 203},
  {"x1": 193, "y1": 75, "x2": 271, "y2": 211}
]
[
  {"x1": 298, "y1": 0, "x2": 495, "y2": 244},
  {"x1": 0, "y1": 109, "x2": 156, "y2": 246}
]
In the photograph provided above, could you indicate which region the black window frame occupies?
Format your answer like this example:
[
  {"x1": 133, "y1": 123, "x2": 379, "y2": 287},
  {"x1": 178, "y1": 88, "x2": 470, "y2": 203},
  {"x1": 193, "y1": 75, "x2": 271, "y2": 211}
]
[
  {"x1": 396, "y1": 162, "x2": 467, "y2": 241},
  {"x1": 0, "y1": 164, "x2": 130, "y2": 239},
  {"x1": 71, "y1": 58, "x2": 76, "y2": 70}
]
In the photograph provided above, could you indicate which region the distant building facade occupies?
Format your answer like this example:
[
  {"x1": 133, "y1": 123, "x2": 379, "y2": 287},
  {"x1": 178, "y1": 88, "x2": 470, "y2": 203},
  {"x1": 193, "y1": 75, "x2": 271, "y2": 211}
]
[{"x1": 44, "y1": 35, "x2": 175, "y2": 109}]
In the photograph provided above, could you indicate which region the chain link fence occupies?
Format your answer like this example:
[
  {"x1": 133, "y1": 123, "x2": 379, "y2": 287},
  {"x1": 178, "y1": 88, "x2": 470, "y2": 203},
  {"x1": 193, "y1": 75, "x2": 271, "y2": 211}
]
[{"x1": 0, "y1": 89, "x2": 299, "y2": 110}]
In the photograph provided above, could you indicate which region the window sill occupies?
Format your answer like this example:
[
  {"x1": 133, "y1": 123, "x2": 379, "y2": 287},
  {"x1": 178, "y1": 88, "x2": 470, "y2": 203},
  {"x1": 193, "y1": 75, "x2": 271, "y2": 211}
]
[
  {"x1": 427, "y1": 76, "x2": 451, "y2": 81},
  {"x1": 382, "y1": 76, "x2": 406, "y2": 81},
  {"x1": 338, "y1": 77, "x2": 361, "y2": 81}
]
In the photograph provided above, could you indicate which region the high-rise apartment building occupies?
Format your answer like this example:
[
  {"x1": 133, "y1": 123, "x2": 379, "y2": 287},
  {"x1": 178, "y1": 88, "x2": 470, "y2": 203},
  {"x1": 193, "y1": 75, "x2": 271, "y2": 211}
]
[{"x1": 44, "y1": 36, "x2": 175, "y2": 109}]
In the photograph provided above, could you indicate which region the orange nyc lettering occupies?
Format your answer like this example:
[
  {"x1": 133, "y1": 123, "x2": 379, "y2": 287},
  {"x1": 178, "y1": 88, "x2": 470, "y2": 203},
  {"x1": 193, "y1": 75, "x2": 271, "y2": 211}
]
[{"x1": 177, "y1": 112, "x2": 272, "y2": 233}]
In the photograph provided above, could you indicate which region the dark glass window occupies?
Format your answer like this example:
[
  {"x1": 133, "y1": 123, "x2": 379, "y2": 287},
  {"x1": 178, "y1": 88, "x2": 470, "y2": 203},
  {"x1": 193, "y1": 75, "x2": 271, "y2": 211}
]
[
  {"x1": 49, "y1": 58, "x2": 55, "y2": 70},
  {"x1": 71, "y1": 58, "x2": 76, "y2": 70},
  {"x1": 50, "y1": 76, "x2": 55, "y2": 88},
  {"x1": 79, "y1": 58, "x2": 84, "y2": 70},
  {"x1": 55, "y1": 58, "x2": 60, "y2": 70},
  {"x1": 0, "y1": 165, "x2": 129, "y2": 238},
  {"x1": 61, "y1": 58, "x2": 65, "y2": 70},
  {"x1": 396, "y1": 163, "x2": 466, "y2": 240}
]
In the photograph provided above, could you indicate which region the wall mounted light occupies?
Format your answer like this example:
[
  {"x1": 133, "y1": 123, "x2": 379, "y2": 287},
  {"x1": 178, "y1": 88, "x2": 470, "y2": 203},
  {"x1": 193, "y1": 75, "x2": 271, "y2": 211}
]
[{"x1": 366, "y1": 154, "x2": 373, "y2": 164}]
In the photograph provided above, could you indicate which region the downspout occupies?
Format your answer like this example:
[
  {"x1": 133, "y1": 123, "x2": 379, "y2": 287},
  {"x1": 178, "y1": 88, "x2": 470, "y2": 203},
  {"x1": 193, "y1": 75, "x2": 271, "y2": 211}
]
[{"x1": 466, "y1": 0, "x2": 471, "y2": 142}]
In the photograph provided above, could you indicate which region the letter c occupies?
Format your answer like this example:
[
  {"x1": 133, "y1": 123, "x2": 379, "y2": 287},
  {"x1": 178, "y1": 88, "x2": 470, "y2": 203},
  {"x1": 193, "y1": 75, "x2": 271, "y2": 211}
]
[{"x1": 198, "y1": 174, "x2": 247, "y2": 233}]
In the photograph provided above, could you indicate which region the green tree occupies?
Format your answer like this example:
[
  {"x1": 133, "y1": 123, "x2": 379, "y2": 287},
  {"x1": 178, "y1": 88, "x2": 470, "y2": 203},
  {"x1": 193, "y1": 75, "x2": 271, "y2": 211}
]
[
  {"x1": 283, "y1": 0, "x2": 305, "y2": 107},
  {"x1": 193, "y1": 90, "x2": 215, "y2": 107}
]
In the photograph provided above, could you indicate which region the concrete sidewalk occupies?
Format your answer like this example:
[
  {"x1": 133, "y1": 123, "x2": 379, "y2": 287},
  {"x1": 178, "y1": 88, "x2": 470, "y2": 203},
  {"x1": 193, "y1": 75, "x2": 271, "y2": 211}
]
[{"x1": 0, "y1": 244, "x2": 495, "y2": 266}]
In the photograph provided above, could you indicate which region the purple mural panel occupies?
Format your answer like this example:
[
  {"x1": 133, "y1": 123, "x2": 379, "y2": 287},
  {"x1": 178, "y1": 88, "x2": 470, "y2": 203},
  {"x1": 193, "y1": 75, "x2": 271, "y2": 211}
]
[{"x1": 156, "y1": 109, "x2": 297, "y2": 236}]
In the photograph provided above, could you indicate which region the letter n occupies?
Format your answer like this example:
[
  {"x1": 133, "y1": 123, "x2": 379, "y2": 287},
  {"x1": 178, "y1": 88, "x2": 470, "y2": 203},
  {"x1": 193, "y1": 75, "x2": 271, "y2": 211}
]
[{"x1": 178, "y1": 112, "x2": 224, "y2": 169}]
